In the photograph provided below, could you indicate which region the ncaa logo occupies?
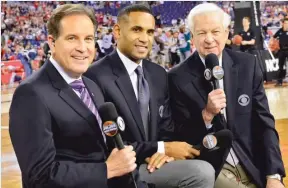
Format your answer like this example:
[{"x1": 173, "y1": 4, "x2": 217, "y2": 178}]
[
  {"x1": 238, "y1": 94, "x2": 250, "y2": 106},
  {"x1": 102, "y1": 121, "x2": 118, "y2": 137},
  {"x1": 212, "y1": 66, "x2": 224, "y2": 80}
]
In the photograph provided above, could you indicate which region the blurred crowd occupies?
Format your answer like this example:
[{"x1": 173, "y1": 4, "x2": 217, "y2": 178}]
[{"x1": 261, "y1": 2, "x2": 288, "y2": 40}]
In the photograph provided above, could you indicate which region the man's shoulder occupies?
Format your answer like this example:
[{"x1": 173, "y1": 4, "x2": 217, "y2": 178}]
[
  {"x1": 225, "y1": 49, "x2": 255, "y2": 65},
  {"x1": 85, "y1": 55, "x2": 113, "y2": 80},
  {"x1": 13, "y1": 68, "x2": 48, "y2": 98},
  {"x1": 89, "y1": 55, "x2": 111, "y2": 72},
  {"x1": 20, "y1": 65, "x2": 47, "y2": 86},
  {"x1": 144, "y1": 59, "x2": 167, "y2": 75},
  {"x1": 168, "y1": 53, "x2": 194, "y2": 77}
]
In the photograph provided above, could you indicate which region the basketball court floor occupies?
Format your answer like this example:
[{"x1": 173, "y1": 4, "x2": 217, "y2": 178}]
[{"x1": 1, "y1": 83, "x2": 288, "y2": 188}]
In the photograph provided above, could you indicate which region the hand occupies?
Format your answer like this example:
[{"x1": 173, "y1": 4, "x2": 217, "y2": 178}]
[
  {"x1": 145, "y1": 152, "x2": 174, "y2": 173},
  {"x1": 266, "y1": 178, "x2": 285, "y2": 188},
  {"x1": 164, "y1": 142, "x2": 200, "y2": 160},
  {"x1": 203, "y1": 89, "x2": 226, "y2": 123},
  {"x1": 106, "y1": 146, "x2": 137, "y2": 179}
]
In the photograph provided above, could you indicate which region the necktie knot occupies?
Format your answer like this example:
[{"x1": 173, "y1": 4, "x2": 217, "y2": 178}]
[
  {"x1": 70, "y1": 80, "x2": 85, "y2": 93},
  {"x1": 135, "y1": 66, "x2": 144, "y2": 76}
]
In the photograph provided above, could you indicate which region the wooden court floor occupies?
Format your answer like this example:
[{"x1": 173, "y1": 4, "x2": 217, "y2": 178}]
[{"x1": 1, "y1": 84, "x2": 288, "y2": 188}]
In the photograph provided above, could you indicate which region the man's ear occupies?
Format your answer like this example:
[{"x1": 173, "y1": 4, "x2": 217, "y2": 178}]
[
  {"x1": 47, "y1": 35, "x2": 55, "y2": 54},
  {"x1": 113, "y1": 24, "x2": 121, "y2": 41}
]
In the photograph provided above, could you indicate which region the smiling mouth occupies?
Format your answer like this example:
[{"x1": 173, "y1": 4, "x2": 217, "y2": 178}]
[
  {"x1": 136, "y1": 45, "x2": 148, "y2": 48},
  {"x1": 72, "y1": 56, "x2": 88, "y2": 60},
  {"x1": 205, "y1": 47, "x2": 216, "y2": 49}
]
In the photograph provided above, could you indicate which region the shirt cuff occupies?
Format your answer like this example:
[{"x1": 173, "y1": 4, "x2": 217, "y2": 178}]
[
  {"x1": 157, "y1": 141, "x2": 165, "y2": 154},
  {"x1": 205, "y1": 123, "x2": 213, "y2": 130}
]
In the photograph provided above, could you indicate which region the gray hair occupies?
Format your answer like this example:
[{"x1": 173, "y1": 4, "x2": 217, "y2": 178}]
[{"x1": 187, "y1": 3, "x2": 231, "y2": 34}]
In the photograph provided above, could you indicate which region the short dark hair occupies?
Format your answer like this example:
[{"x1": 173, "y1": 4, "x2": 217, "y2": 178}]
[
  {"x1": 47, "y1": 4, "x2": 97, "y2": 39},
  {"x1": 117, "y1": 4, "x2": 154, "y2": 23},
  {"x1": 243, "y1": 17, "x2": 250, "y2": 22}
]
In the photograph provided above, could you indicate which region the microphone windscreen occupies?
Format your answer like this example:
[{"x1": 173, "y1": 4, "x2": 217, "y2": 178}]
[
  {"x1": 205, "y1": 53, "x2": 219, "y2": 69},
  {"x1": 98, "y1": 102, "x2": 118, "y2": 122},
  {"x1": 214, "y1": 129, "x2": 233, "y2": 148}
]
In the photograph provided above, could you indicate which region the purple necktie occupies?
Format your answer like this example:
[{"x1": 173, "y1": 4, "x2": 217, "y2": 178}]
[{"x1": 70, "y1": 80, "x2": 105, "y2": 141}]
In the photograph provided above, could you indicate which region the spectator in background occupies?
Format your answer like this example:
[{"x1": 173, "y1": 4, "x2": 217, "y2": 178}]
[
  {"x1": 225, "y1": 26, "x2": 233, "y2": 49},
  {"x1": 95, "y1": 32, "x2": 106, "y2": 61},
  {"x1": 239, "y1": 17, "x2": 256, "y2": 54},
  {"x1": 102, "y1": 28, "x2": 115, "y2": 55},
  {"x1": 178, "y1": 25, "x2": 191, "y2": 61},
  {"x1": 273, "y1": 17, "x2": 288, "y2": 86},
  {"x1": 168, "y1": 30, "x2": 180, "y2": 67},
  {"x1": 155, "y1": 13, "x2": 162, "y2": 28}
]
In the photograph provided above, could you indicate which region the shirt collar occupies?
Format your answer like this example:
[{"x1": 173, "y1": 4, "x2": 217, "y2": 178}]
[
  {"x1": 198, "y1": 53, "x2": 223, "y2": 67},
  {"x1": 116, "y1": 48, "x2": 143, "y2": 76},
  {"x1": 49, "y1": 56, "x2": 81, "y2": 84}
]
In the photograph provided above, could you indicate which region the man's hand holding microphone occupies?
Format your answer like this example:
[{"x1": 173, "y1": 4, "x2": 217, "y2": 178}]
[
  {"x1": 106, "y1": 145, "x2": 137, "y2": 179},
  {"x1": 202, "y1": 89, "x2": 226, "y2": 125}
]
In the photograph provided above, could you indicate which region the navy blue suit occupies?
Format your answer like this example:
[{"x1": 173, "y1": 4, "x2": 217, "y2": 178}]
[
  {"x1": 84, "y1": 51, "x2": 175, "y2": 164},
  {"x1": 9, "y1": 61, "x2": 147, "y2": 188},
  {"x1": 168, "y1": 49, "x2": 285, "y2": 187}
]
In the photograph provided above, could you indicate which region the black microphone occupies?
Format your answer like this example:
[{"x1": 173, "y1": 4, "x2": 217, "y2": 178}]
[
  {"x1": 98, "y1": 102, "x2": 126, "y2": 149},
  {"x1": 205, "y1": 53, "x2": 226, "y2": 118},
  {"x1": 98, "y1": 102, "x2": 137, "y2": 188},
  {"x1": 204, "y1": 53, "x2": 224, "y2": 90},
  {"x1": 193, "y1": 129, "x2": 233, "y2": 152}
]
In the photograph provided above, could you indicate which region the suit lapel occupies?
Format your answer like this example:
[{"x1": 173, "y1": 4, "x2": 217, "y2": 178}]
[
  {"x1": 187, "y1": 52, "x2": 212, "y2": 104},
  {"x1": 110, "y1": 51, "x2": 146, "y2": 140},
  {"x1": 222, "y1": 50, "x2": 238, "y2": 128},
  {"x1": 143, "y1": 61, "x2": 157, "y2": 141},
  {"x1": 45, "y1": 62, "x2": 105, "y2": 142}
]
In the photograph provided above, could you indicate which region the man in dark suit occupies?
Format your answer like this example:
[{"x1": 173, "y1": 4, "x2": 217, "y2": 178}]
[
  {"x1": 9, "y1": 4, "x2": 146, "y2": 188},
  {"x1": 168, "y1": 3, "x2": 285, "y2": 188},
  {"x1": 85, "y1": 4, "x2": 215, "y2": 188}
]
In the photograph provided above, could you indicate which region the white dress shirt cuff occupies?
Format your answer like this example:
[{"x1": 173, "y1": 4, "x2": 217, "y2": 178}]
[
  {"x1": 205, "y1": 123, "x2": 213, "y2": 130},
  {"x1": 157, "y1": 141, "x2": 165, "y2": 154}
]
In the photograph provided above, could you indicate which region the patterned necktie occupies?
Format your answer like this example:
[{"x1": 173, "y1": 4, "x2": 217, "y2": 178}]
[
  {"x1": 135, "y1": 66, "x2": 150, "y2": 140},
  {"x1": 70, "y1": 80, "x2": 105, "y2": 141}
]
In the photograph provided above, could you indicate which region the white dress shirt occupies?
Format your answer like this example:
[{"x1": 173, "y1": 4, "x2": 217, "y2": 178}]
[
  {"x1": 50, "y1": 56, "x2": 81, "y2": 97},
  {"x1": 199, "y1": 54, "x2": 239, "y2": 167},
  {"x1": 117, "y1": 48, "x2": 165, "y2": 154}
]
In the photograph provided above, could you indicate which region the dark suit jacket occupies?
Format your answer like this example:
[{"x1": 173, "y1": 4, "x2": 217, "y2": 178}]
[
  {"x1": 9, "y1": 61, "x2": 146, "y2": 188},
  {"x1": 168, "y1": 49, "x2": 285, "y2": 187},
  {"x1": 84, "y1": 50, "x2": 174, "y2": 164}
]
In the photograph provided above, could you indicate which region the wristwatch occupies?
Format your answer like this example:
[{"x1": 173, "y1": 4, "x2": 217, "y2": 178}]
[{"x1": 266, "y1": 174, "x2": 282, "y2": 181}]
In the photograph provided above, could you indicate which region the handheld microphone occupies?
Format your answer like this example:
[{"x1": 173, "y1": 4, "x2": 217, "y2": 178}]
[
  {"x1": 98, "y1": 102, "x2": 137, "y2": 188},
  {"x1": 193, "y1": 129, "x2": 233, "y2": 152},
  {"x1": 98, "y1": 102, "x2": 126, "y2": 149},
  {"x1": 204, "y1": 53, "x2": 224, "y2": 90},
  {"x1": 205, "y1": 53, "x2": 226, "y2": 117}
]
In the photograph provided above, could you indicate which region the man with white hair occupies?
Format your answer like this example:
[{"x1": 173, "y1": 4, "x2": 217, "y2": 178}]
[{"x1": 168, "y1": 3, "x2": 285, "y2": 188}]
